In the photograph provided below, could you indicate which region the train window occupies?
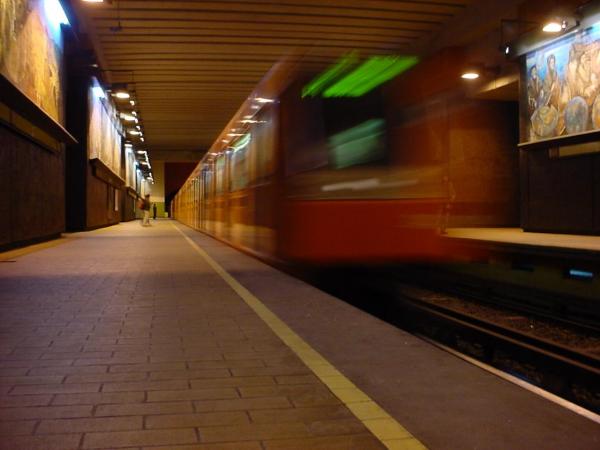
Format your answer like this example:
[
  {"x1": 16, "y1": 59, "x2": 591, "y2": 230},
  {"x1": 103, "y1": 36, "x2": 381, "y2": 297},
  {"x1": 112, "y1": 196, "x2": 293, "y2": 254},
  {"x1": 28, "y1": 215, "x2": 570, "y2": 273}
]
[
  {"x1": 231, "y1": 133, "x2": 250, "y2": 191},
  {"x1": 253, "y1": 106, "x2": 277, "y2": 183},
  {"x1": 328, "y1": 118, "x2": 386, "y2": 169},
  {"x1": 215, "y1": 156, "x2": 226, "y2": 194}
]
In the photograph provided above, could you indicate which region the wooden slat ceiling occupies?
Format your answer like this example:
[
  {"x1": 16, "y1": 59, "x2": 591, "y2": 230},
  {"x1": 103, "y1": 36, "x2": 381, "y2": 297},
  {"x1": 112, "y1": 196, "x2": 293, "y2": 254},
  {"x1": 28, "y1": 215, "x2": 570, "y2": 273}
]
[{"x1": 73, "y1": 0, "x2": 473, "y2": 155}]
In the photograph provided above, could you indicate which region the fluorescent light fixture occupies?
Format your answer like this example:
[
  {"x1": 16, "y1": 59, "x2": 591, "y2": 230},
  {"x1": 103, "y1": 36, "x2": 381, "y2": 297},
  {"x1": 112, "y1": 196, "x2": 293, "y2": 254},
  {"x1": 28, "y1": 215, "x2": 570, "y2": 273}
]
[
  {"x1": 124, "y1": 143, "x2": 132, "y2": 148},
  {"x1": 131, "y1": 111, "x2": 138, "y2": 116},
  {"x1": 92, "y1": 86, "x2": 106, "y2": 99},
  {"x1": 250, "y1": 104, "x2": 260, "y2": 110},
  {"x1": 44, "y1": 0, "x2": 70, "y2": 27},
  {"x1": 114, "y1": 91, "x2": 130, "y2": 99},
  {"x1": 461, "y1": 72, "x2": 480, "y2": 80},
  {"x1": 135, "y1": 125, "x2": 141, "y2": 130},
  {"x1": 255, "y1": 97, "x2": 274, "y2": 103},
  {"x1": 239, "y1": 119, "x2": 258, "y2": 124},
  {"x1": 141, "y1": 161, "x2": 149, "y2": 166},
  {"x1": 136, "y1": 150, "x2": 145, "y2": 154},
  {"x1": 227, "y1": 133, "x2": 244, "y2": 137},
  {"x1": 128, "y1": 130, "x2": 141, "y2": 135},
  {"x1": 243, "y1": 115, "x2": 254, "y2": 119},
  {"x1": 543, "y1": 21, "x2": 563, "y2": 33},
  {"x1": 82, "y1": 0, "x2": 105, "y2": 3},
  {"x1": 120, "y1": 113, "x2": 136, "y2": 121},
  {"x1": 130, "y1": 100, "x2": 135, "y2": 106},
  {"x1": 140, "y1": 137, "x2": 145, "y2": 142}
]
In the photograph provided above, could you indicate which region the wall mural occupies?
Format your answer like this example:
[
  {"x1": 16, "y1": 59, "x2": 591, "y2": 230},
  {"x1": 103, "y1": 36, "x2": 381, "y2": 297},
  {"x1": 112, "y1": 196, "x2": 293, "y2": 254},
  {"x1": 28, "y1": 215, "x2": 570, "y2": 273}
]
[
  {"x1": 523, "y1": 24, "x2": 600, "y2": 142},
  {"x1": 88, "y1": 78, "x2": 123, "y2": 177},
  {"x1": 0, "y1": 0, "x2": 64, "y2": 123}
]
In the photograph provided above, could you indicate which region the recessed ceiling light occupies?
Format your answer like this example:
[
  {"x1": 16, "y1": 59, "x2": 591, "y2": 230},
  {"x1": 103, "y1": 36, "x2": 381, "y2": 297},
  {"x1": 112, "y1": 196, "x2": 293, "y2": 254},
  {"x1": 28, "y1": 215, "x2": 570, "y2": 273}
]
[
  {"x1": 461, "y1": 72, "x2": 480, "y2": 80},
  {"x1": 542, "y1": 21, "x2": 563, "y2": 33}
]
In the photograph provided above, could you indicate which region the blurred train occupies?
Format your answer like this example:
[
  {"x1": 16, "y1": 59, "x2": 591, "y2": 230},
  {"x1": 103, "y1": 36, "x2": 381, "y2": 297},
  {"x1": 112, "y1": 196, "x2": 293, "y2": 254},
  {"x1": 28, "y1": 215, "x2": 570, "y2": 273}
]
[{"x1": 173, "y1": 49, "x2": 518, "y2": 264}]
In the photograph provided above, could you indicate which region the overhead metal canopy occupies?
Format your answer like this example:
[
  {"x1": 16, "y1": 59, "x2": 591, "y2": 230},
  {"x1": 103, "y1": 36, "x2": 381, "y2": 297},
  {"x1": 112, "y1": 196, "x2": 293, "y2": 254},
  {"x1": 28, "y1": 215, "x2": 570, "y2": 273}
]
[{"x1": 69, "y1": 0, "x2": 473, "y2": 156}]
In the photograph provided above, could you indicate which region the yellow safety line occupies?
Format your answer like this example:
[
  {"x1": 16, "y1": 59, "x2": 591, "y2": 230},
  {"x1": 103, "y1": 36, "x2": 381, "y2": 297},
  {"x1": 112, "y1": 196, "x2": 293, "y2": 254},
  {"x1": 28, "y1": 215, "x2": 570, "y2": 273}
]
[
  {"x1": 172, "y1": 222, "x2": 427, "y2": 450},
  {"x1": 0, "y1": 237, "x2": 70, "y2": 262}
]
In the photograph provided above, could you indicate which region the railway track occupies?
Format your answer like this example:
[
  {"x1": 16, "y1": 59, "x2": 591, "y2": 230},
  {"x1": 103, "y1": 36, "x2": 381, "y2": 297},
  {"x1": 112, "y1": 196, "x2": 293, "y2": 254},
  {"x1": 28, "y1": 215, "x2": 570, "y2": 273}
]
[
  {"x1": 394, "y1": 284, "x2": 600, "y2": 413},
  {"x1": 310, "y1": 267, "x2": 600, "y2": 414}
]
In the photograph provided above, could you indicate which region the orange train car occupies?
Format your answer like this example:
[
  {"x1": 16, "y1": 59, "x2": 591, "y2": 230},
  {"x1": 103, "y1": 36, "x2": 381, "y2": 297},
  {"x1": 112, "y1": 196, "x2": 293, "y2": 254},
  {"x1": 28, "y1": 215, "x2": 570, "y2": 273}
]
[{"x1": 174, "y1": 51, "x2": 516, "y2": 265}]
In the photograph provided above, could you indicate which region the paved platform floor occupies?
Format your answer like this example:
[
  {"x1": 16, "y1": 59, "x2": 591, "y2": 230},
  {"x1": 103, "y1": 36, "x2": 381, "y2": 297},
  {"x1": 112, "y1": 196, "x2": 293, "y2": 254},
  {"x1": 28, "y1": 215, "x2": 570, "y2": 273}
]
[
  {"x1": 1, "y1": 220, "x2": 599, "y2": 450},
  {"x1": 0, "y1": 221, "x2": 389, "y2": 450}
]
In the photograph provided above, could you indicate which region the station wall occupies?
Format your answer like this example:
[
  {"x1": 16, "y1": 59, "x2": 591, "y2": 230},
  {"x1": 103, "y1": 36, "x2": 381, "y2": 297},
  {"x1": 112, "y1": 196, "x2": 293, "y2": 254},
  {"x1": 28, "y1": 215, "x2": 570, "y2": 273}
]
[{"x1": 0, "y1": 125, "x2": 64, "y2": 249}]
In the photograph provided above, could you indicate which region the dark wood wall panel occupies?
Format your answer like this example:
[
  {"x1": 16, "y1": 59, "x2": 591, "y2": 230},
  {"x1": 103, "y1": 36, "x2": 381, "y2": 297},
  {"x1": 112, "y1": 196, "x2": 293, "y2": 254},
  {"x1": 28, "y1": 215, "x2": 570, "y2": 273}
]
[
  {"x1": 523, "y1": 149, "x2": 598, "y2": 234},
  {"x1": 0, "y1": 125, "x2": 64, "y2": 249}
]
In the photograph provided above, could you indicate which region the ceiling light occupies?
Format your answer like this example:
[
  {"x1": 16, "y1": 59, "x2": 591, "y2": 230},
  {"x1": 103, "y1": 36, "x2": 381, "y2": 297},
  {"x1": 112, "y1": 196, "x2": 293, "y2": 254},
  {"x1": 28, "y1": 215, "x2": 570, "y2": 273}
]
[
  {"x1": 461, "y1": 72, "x2": 480, "y2": 80},
  {"x1": 136, "y1": 150, "x2": 145, "y2": 154},
  {"x1": 128, "y1": 130, "x2": 141, "y2": 135},
  {"x1": 255, "y1": 97, "x2": 274, "y2": 103},
  {"x1": 243, "y1": 115, "x2": 254, "y2": 119},
  {"x1": 136, "y1": 125, "x2": 141, "y2": 130},
  {"x1": 131, "y1": 111, "x2": 137, "y2": 116},
  {"x1": 82, "y1": 0, "x2": 106, "y2": 3},
  {"x1": 92, "y1": 86, "x2": 105, "y2": 99},
  {"x1": 45, "y1": 0, "x2": 70, "y2": 26},
  {"x1": 250, "y1": 105, "x2": 260, "y2": 110},
  {"x1": 130, "y1": 100, "x2": 135, "y2": 106},
  {"x1": 140, "y1": 137, "x2": 145, "y2": 142},
  {"x1": 114, "y1": 91, "x2": 130, "y2": 99},
  {"x1": 120, "y1": 113, "x2": 136, "y2": 121},
  {"x1": 227, "y1": 133, "x2": 243, "y2": 137},
  {"x1": 542, "y1": 21, "x2": 564, "y2": 33}
]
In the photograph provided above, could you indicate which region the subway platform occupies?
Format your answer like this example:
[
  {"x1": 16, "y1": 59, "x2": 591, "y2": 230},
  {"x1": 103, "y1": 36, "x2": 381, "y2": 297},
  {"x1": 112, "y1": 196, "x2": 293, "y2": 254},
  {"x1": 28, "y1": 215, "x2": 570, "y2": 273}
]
[{"x1": 0, "y1": 220, "x2": 598, "y2": 450}]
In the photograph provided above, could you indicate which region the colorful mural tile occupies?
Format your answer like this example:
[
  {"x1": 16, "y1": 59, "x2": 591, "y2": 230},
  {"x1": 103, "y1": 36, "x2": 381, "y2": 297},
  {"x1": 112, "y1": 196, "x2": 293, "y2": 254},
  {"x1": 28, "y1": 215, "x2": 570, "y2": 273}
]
[{"x1": 523, "y1": 24, "x2": 600, "y2": 142}]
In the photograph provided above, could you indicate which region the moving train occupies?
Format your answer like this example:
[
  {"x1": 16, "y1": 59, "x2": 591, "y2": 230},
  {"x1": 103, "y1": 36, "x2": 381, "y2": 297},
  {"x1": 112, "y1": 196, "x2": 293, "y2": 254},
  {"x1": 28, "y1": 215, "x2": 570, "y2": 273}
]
[{"x1": 173, "y1": 49, "x2": 518, "y2": 264}]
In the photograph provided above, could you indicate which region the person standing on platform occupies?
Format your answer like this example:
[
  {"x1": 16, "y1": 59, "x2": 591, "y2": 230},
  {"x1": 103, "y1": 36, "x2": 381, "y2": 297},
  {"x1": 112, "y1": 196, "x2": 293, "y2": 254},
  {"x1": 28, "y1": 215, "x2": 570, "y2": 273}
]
[
  {"x1": 153, "y1": 203, "x2": 157, "y2": 221},
  {"x1": 140, "y1": 194, "x2": 151, "y2": 226}
]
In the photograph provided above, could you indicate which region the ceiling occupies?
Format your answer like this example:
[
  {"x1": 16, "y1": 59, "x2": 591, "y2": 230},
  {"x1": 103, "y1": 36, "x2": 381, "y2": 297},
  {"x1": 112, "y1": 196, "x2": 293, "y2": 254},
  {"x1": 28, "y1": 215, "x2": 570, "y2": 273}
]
[{"x1": 70, "y1": 0, "x2": 476, "y2": 157}]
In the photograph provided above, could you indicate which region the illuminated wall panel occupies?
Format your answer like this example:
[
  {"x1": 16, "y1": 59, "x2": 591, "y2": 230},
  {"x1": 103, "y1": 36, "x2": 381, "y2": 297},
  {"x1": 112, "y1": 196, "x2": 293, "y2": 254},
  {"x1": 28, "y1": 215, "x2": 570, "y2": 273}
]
[{"x1": 0, "y1": 0, "x2": 67, "y2": 123}]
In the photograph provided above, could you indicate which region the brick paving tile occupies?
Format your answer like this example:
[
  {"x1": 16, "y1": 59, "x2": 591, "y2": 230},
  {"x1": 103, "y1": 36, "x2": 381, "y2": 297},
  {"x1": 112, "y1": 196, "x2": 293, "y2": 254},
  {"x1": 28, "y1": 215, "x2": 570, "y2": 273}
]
[
  {"x1": 199, "y1": 422, "x2": 310, "y2": 443},
  {"x1": 0, "y1": 420, "x2": 37, "y2": 435},
  {"x1": 249, "y1": 405, "x2": 354, "y2": 424},
  {"x1": 37, "y1": 416, "x2": 143, "y2": 434},
  {"x1": 0, "y1": 433, "x2": 82, "y2": 450},
  {"x1": 109, "y1": 362, "x2": 187, "y2": 373},
  {"x1": 0, "y1": 405, "x2": 92, "y2": 420},
  {"x1": 239, "y1": 384, "x2": 331, "y2": 399},
  {"x1": 189, "y1": 376, "x2": 275, "y2": 389},
  {"x1": 101, "y1": 380, "x2": 189, "y2": 392},
  {"x1": 82, "y1": 428, "x2": 198, "y2": 448},
  {"x1": 65, "y1": 372, "x2": 148, "y2": 383},
  {"x1": 262, "y1": 434, "x2": 387, "y2": 450},
  {"x1": 52, "y1": 391, "x2": 145, "y2": 405},
  {"x1": 0, "y1": 394, "x2": 52, "y2": 407},
  {"x1": 28, "y1": 365, "x2": 109, "y2": 376},
  {"x1": 0, "y1": 359, "x2": 74, "y2": 368},
  {"x1": 230, "y1": 366, "x2": 311, "y2": 377},
  {"x1": 10, "y1": 382, "x2": 101, "y2": 395},
  {"x1": 146, "y1": 411, "x2": 249, "y2": 428},
  {"x1": 194, "y1": 396, "x2": 292, "y2": 412},
  {"x1": 187, "y1": 360, "x2": 264, "y2": 370},
  {"x1": 149, "y1": 369, "x2": 231, "y2": 380},
  {"x1": 147, "y1": 387, "x2": 238, "y2": 402},
  {"x1": 95, "y1": 401, "x2": 193, "y2": 416},
  {"x1": 142, "y1": 443, "x2": 262, "y2": 450}
]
